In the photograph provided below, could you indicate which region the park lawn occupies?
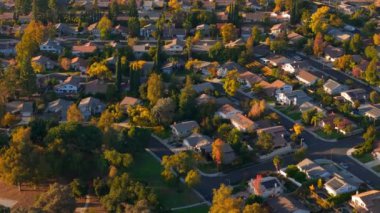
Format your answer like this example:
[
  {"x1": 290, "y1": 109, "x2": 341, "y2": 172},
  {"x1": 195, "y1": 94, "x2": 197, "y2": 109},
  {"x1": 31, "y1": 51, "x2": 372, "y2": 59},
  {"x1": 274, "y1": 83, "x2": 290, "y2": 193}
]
[
  {"x1": 128, "y1": 152, "x2": 203, "y2": 209},
  {"x1": 354, "y1": 153, "x2": 374, "y2": 163},
  {"x1": 372, "y1": 165, "x2": 380, "y2": 173},
  {"x1": 172, "y1": 204, "x2": 210, "y2": 213}
]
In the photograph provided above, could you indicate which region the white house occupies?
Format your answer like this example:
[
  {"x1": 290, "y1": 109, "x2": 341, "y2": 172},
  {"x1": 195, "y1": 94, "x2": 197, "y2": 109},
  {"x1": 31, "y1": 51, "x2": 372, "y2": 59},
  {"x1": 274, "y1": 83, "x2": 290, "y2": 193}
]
[
  {"x1": 249, "y1": 176, "x2": 283, "y2": 198},
  {"x1": 350, "y1": 190, "x2": 380, "y2": 212},
  {"x1": 40, "y1": 40, "x2": 63, "y2": 54},
  {"x1": 323, "y1": 79, "x2": 348, "y2": 95},
  {"x1": 171, "y1": 121, "x2": 199, "y2": 139},
  {"x1": 183, "y1": 133, "x2": 212, "y2": 152},
  {"x1": 324, "y1": 176, "x2": 357, "y2": 196},
  {"x1": 54, "y1": 76, "x2": 81, "y2": 94},
  {"x1": 163, "y1": 39, "x2": 185, "y2": 55},
  {"x1": 340, "y1": 88, "x2": 367, "y2": 105},
  {"x1": 296, "y1": 70, "x2": 319, "y2": 86},
  {"x1": 276, "y1": 90, "x2": 312, "y2": 106},
  {"x1": 216, "y1": 104, "x2": 242, "y2": 119},
  {"x1": 297, "y1": 158, "x2": 331, "y2": 180}
]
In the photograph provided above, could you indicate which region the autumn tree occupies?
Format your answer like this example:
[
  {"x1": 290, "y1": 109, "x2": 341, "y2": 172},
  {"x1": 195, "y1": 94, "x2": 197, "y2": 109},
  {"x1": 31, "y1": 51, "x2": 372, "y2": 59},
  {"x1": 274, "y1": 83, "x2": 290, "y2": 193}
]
[
  {"x1": 104, "y1": 149, "x2": 133, "y2": 168},
  {"x1": 349, "y1": 34, "x2": 362, "y2": 54},
  {"x1": 147, "y1": 73, "x2": 163, "y2": 105},
  {"x1": 212, "y1": 139, "x2": 224, "y2": 169},
  {"x1": 293, "y1": 123, "x2": 304, "y2": 135},
  {"x1": 168, "y1": 0, "x2": 181, "y2": 10},
  {"x1": 128, "y1": 17, "x2": 140, "y2": 37},
  {"x1": 130, "y1": 60, "x2": 145, "y2": 95},
  {"x1": 370, "y1": 91, "x2": 380, "y2": 104},
  {"x1": 243, "y1": 203, "x2": 268, "y2": 213},
  {"x1": 249, "y1": 99, "x2": 266, "y2": 118},
  {"x1": 373, "y1": 33, "x2": 380, "y2": 46},
  {"x1": 1, "y1": 113, "x2": 18, "y2": 128},
  {"x1": 220, "y1": 23, "x2": 237, "y2": 43},
  {"x1": 223, "y1": 70, "x2": 240, "y2": 96},
  {"x1": 365, "y1": 46, "x2": 378, "y2": 60},
  {"x1": 98, "y1": 15, "x2": 112, "y2": 39},
  {"x1": 313, "y1": 32, "x2": 324, "y2": 56},
  {"x1": 87, "y1": 61, "x2": 112, "y2": 80},
  {"x1": 333, "y1": 55, "x2": 354, "y2": 71},
  {"x1": 273, "y1": 0, "x2": 282, "y2": 12},
  {"x1": 365, "y1": 59, "x2": 378, "y2": 85},
  {"x1": 66, "y1": 104, "x2": 84, "y2": 122},
  {"x1": 256, "y1": 132, "x2": 273, "y2": 152},
  {"x1": 33, "y1": 183, "x2": 76, "y2": 213},
  {"x1": 60, "y1": 57, "x2": 71, "y2": 71},
  {"x1": 185, "y1": 169, "x2": 200, "y2": 187},
  {"x1": 273, "y1": 155, "x2": 281, "y2": 171},
  {"x1": 310, "y1": 6, "x2": 329, "y2": 34},
  {"x1": 210, "y1": 184, "x2": 243, "y2": 213}
]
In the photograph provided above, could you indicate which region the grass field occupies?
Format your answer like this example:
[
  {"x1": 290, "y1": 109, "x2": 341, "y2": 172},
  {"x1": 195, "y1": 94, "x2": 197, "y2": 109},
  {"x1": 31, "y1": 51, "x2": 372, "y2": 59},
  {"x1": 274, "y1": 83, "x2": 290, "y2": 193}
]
[{"x1": 128, "y1": 152, "x2": 203, "y2": 209}]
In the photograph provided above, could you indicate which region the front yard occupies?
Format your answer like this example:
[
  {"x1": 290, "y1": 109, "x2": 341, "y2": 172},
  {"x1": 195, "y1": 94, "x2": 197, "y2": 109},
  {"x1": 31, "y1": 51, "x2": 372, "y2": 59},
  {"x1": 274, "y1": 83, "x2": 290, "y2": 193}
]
[
  {"x1": 275, "y1": 106, "x2": 302, "y2": 121},
  {"x1": 371, "y1": 165, "x2": 380, "y2": 173},
  {"x1": 354, "y1": 153, "x2": 374, "y2": 164},
  {"x1": 128, "y1": 152, "x2": 203, "y2": 209},
  {"x1": 315, "y1": 129, "x2": 344, "y2": 140}
]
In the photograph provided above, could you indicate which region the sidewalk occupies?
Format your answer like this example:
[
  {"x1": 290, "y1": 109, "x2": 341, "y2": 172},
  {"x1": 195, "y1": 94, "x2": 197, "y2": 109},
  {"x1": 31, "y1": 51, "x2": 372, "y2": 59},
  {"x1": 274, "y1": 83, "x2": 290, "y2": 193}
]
[{"x1": 346, "y1": 148, "x2": 380, "y2": 179}]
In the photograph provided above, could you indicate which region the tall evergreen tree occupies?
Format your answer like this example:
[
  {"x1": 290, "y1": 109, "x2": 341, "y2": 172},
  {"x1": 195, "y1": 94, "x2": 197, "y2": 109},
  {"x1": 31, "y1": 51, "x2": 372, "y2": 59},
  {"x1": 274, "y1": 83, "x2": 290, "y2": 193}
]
[
  {"x1": 179, "y1": 76, "x2": 196, "y2": 119},
  {"x1": 115, "y1": 52, "x2": 122, "y2": 93},
  {"x1": 290, "y1": 0, "x2": 299, "y2": 25},
  {"x1": 154, "y1": 36, "x2": 163, "y2": 72},
  {"x1": 128, "y1": 0, "x2": 138, "y2": 17}
]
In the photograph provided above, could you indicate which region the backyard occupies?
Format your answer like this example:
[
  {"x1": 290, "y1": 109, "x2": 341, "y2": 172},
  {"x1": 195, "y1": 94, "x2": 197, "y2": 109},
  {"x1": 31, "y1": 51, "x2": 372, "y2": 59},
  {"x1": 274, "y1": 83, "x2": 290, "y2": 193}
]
[{"x1": 128, "y1": 151, "x2": 205, "y2": 210}]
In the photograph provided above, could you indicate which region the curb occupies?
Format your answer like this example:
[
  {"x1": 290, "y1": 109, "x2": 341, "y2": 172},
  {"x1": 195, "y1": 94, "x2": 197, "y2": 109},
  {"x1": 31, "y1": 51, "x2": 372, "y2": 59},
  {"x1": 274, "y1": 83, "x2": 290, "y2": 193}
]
[{"x1": 346, "y1": 148, "x2": 380, "y2": 180}]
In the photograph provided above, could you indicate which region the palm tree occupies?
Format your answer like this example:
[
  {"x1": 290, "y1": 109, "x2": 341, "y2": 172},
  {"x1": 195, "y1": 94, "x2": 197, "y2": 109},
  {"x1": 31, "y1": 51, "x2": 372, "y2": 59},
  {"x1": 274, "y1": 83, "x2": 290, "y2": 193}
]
[
  {"x1": 273, "y1": 155, "x2": 281, "y2": 172},
  {"x1": 311, "y1": 112, "x2": 324, "y2": 127}
]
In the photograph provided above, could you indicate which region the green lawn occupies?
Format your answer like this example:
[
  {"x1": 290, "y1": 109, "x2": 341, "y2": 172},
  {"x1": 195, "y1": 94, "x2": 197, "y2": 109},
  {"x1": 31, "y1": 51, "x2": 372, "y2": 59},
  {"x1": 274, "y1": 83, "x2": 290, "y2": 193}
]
[
  {"x1": 275, "y1": 106, "x2": 301, "y2": 121},
  {"x1": 354, "y1": 153, "x2": 374, "y2": 163},
  {"x1": 172, "y1": 204, "x2": 210, "y2": 213},
  {"x1": 372, "y1": 165, "x2": 380, "y2": 173},
  {"x1": 315, "y1": 129, "x2": 343, "y2": 140},
  {"x1": 128, "y1": 152, "x2": 203, "y2": 209}
]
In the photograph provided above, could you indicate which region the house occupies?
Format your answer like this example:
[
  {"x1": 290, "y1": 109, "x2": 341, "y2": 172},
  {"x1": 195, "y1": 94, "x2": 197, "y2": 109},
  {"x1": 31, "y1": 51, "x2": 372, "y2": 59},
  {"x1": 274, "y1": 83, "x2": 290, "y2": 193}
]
[
  {"x1": 192, "y1": 82, "x2": 215, "y2": 94},
  {"x1": 365, "y1": 107, "x2": 380, "y2": 120},
  {"x1": 270, "y1": 23, "x2": 286, "y2": 36},
  {"x1": 225, "y1": 39, "x2": 245, "y2": 48},
  {"x1": 39, "y1": 40, "x2": 63, "y2": 54},
  {"x1": 230, "y1": 113, "x2": 257, "y2": 132},
  {"x1": 32, "y1": 55, "x2": 58, "y2": 70},
  {"x1": 183, "y1": 133, "x2": 212, "y2": 152},
  {"x1": 350, "y1": 190, "x2": 380, "y2": 213},
  {"x1": 210, "y1": 140, "x2": 236, "y2": 164},
  {"x1": 258, "y1": 80, "x2": 293, "y2": 97},
  {"x1": 54, "y1": 76, "x2": 82, "y2": 94},
  {"x1": 195, "y1": 24, "x2": 210, "y2": 36},
  {"x1": 324, "y1": 176, "x2": 357, "y2": 196},
  {"x1": 87, "y1": 22, "x2": 100, "y2": 37},
  {"x1": 45, "y1": 99, "x2": 73, "y2": 121},
  {"x1": 81, "y1": 79, "x2": 109, "y2": 95},
  {"x1": 72, "y1": 43, "x2": 97, "y2": 56},
  {"x1": 243, "y1": 12, "x2": 269, "y2": 23},
  {"x1": 196, "y1": 94, "x2": 216, "y2": 105},
  {"x1": 296, "y1": 70, "x2": 319, "y2": 86},
  {"x1": 0, "y1": 39, "x2": 16, "y2": 56},
  {"x1": 140, "y1": 24, "x2": 156, "y2": 38},
  {"x1": 192, "y1": 61, "x2": 219, "y2": 76},
  {"x1": 171, "y1": 121, "x2": 200, "y2": 139},
  {"x1": 323, "y1": 79, "x2": 348, "y2": 95},
  {"x1": 216, "y1": 104, "x2": 242, "y2": 119},
  {"x1": 249, "y1": 176, "x2": 283, "y2": 198},
  {"x1": 267, "y1": 195, "x2": 310, "y2": 213},
  {"x1": 78, "y1": 97, "x2": 105, "y2": 120},
  {"x1": 276, "y1": 90, "x2": 312, "y2": 106},
  {"x1": 239, "y1": 71, "x2": 263, "y2": 88},
  {"x1": 328, "y1": 28, "x2": 352, "y2": 42},
  {"x1": 256, "y1": 126, "x2": 288, "y2": 148},
  {"x1": 334, "y1": 117, "x2": 356, "y2": 135},
  {"x1": 5, "y1": 101, "x2": 34, "y2": 118},
  {"x1": 132, "y1": 43, "x2": 153, "y2": 58},
  {"x1": 71, "y1": 57, "x2": 88, "y2": 73},
  {"x1": 324, "y1": 45, "x2": 344, "y2": 62},
  {"x1": 266, "y1": 55, "x2": 292, "y2": 67},
  {"x1": 297, "y1": 158, "x2": 331, "y2": 180},
  {"x1": 55, "y1": 23, "x2": 77, "y2": 36},
  {"x1": 192, "y1": 39, "x2": 217, "y2": 53},
  {"x1": 299, "y1": 102, "x2": 326, "y2": 115},
  {"x1": 372, "y1": 141, "x2": 380, "y2": 160},
  {"x1": 163, "y1": 39, "x2": 185, "y2": 55},
  {"x1": 341, "y1": 88, "x2": 367, "y2": 105},
  {"x1": 287, "y1": 32, "x2": 305, "y2": 46},
  {"x1": 112, "y1": 25, "x2": 127, "y2": 37},
  {"x1": 217, "y1": 61, "x2": 245, "y2": 77},
  {"x1": 120, "y1": 96, "x2": 141, "y2": 111}
]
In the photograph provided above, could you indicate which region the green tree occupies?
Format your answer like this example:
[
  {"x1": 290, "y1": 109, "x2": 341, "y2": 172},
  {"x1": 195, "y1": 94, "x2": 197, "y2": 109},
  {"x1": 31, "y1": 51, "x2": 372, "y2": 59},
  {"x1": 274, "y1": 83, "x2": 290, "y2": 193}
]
[
  {"x1": 104, "y1": 149, "x2": 133, "y2": 168},
  {"x1": 151, "y1": 98, "x2": 176, "y2": 125},
  {"x1": 365, "y1": 46, "x2": 378, "y2": 60},
  {"x1": 365, "y1": 59, "x2": 378, "y2": 84},
  {"x1": 290, "y1": 0, "x2": 300, "y2": 25},
  {"x1": 70, "y1": 179, "x2": 88, "y2": 198},
  {"x1": 33, "y1": 183, "x2": 76, "y2": 213},
  {"x1": 179, "y1": 76, "x2": 196, "y2": 119},
  {"x1": 109, "y1": 0, "x2": 119, "y2": 21},
  {"x1": 370, "y1": 91, "x2": 380, "y2": 104},
  {"x1": 128, "y1": 0, "x2": 138, "y2": 17},
  {"x1": 273, "y1": 155, "x2": 281, "y2": 171},
  {"x1": 147, "y1": 73, "x2": 163, "y2": 105},
  {"x1": 349, "y1": 34, "x2": 362, "y2": 54},
  {"x1": 97, "y1": 16, "x2": 112, "y2": 39},
  {"x1": 223, "y1": 70, "x2": 240, "y2": 96},
  {"x1": 293, "y1": 147, "x2": 307, "y2": 162},
  {"x1": 209, "y1": 41, "x2": 225, "y2": 61},
  {"x1": 220, "y1": 23, "x2": 237, "y2": 43},
  {"x1": 128, "y1": 17, "x2": 140, "y2": 37},
  {"x1": 256, "y1": 132, "x2": 273, "y2": 152}
]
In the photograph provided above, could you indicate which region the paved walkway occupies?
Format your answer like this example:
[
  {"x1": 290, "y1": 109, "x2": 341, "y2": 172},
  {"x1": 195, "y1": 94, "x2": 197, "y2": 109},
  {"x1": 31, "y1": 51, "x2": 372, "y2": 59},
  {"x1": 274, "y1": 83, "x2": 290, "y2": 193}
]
[{"x1": 171, "y1": 201, "x2": 208, "y2": 211}]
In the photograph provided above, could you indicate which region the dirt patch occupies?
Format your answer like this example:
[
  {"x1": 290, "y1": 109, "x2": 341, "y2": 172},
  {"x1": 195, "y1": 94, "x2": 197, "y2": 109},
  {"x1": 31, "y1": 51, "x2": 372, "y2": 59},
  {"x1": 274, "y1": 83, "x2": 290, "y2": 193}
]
[{"x1": 0, "y1": 181, "x2": 47, "y2": 209}]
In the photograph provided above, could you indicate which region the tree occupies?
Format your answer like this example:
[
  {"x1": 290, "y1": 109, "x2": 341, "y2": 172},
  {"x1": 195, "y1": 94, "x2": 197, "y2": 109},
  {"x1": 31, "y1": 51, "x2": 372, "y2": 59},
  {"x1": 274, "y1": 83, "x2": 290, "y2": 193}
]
[
  {"x1": 128, "y1": 0, "x2": 138, "y2": 17},
  {"x1": 309, "y1": 6, "x2": 329, "y2": 34},
  {"x1": 70, "y1": 179, "x2": 88, "y2": 198},
  {"x1": 293, "y1": 123, "x2": 304, "y2": 135},
  {"x1": 313, "y1": 32, "x2": 324, "y2": 56},
  {"x1": 87, "y1": 62, "x2": 112, "y2": 80},
  {"x1": 273, "y1": 0, "x2": 282, "y2": 12},
  {"x1": 168, "y1": 0, "x2": 181, "y2": 10},
  {"x1": 185, "y1": 169, "x2": 200, "y2": 187},
  {"x1": 104, "y1": 149, "x2": 133, "y2": 168},
  {"x1": 212, "y1": 139, "x2": 224, "y2": 168},
  {"x1": 373, "y1": 33, "x2": 380, "y2": 46},
  {"x1": 210, "y1": 184, "x2": 243, "y2": 213},
  {"x1": 66, "y1": 104, "x2": 84, "y2": 122},
  {"x1": 146, "y1": 73, "x2": 163, "y2": 105},
  {"x1": 363, "y1": 125, "x2": 376, "y2": 144},
  {"x1": 365, "y1": 46, "x2": 378, "y2": 60},
  {"x1": 270, "y1": 38, "x2": 287, "y2": 53},
  {"x1": 293, "y1": 147, "x2": 307, "y2": 162},
  {"x1": 323, "y1": 123, "x2": 333, "y2": 135},
  {"x1": 128, "y1": 17, "x2": 140, "y2": 37},
  {"x1": 129, "y1": 60, "x2": 145, "y2": 94},
  {"x1": 317, "y1": 178, "x2": 323, "y2": 189},
  {"x1": 273, "y1": 155, "x2": 281, "y2": 171},
  {"x1": 124, "y1": 199, "x2": 152, "y2": 213},
  {"x1": 365, "y1": 59, "x2": 378, "y2": 85},
  {"x1": 333, "y1": 55, "x2": 354, "y2": 71},
  {"x1": 33, "y1": 183, "x2": 76, "y2": 213},
  {"x1": 109, "y1": 0, "x2": 120, "y2": 21},
  {"x1": 249, "y1": 99, "x2": 266, "y2": 118},
  {"x1": 256, "y1": 132, "x2": 273, "y2": 152},
  {"x1": 151, "y1": 98, "x2": 176, "y2": 125},
  {"x1": 220, "y1": 23, "x2": 237, "y2": 43},
  {"x1": 209, "y1": 41, "x2": 225, "y2": 61},
  {"x1": 97, "y1": 15, "x2": 112, "y2": 39},
  {"x1": 179, "y1": 76, "x2": 196, "y2": 119},
  {"x1": 223, "y1": 70, "x2": 240, "y2": 96},
  {"x1": 246, "y1": 36, "x2": 254, "y2": 57},
  {"x1": 349, "y1": 34, "x2": 362, "y2": 54},
  {"x1": 290, "y1": 0, "x2": 300, "y2": 25},
  {"x1": 1, "y1": 113, "x2": 18, "y2": 127},
  {"x1": 311, "y1": 112, "x2": 324, "y2": 127},
  {"x1": 243, "y1": 203, "x2": 268, "y2": 213},
  {"x1": 127, "y1": 105, "x2": 152, "y2": 126}
]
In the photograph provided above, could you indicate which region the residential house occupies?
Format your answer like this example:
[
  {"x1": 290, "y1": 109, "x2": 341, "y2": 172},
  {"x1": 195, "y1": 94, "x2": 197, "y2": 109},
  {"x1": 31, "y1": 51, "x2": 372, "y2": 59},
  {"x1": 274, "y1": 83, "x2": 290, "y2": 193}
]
[
  {"x1": 325, "y1": 176, "x2": 357, "y2": 196},
  {"x1": 323, "y1": 79, "x2": 348, "y2": 95},
  {"x1": 266, "y1": 55, "x2": 292, "y2": 67},
  {"x1": 71, "y1": 57, "x2": 88, "y2": 73},
  {"x1": 214, "y1": 141, "x2": 236, "y2": 164},
  {"x1": 132, "y1": 43, "x2": 153, "y2": 58},
  {"x1": 140, "y1": 24, "x2": 156, "y2": 38},
  {"x1": 350, "y1": 190, "x2": 380, "y2": 213},
  {"x1": 0, "y1": 39, "x2": 17, "y2": 56},
  {"x1": 39, "y1": 40, "x2": 63, "y2": 54},
  {"x1": 72, "y1": 42, "x2": 97, "y2": 56},
  {"x1": 112, "y1": 25, "x2": 127, "y2": 37},
  {"x1": 267, "y1": 195, "x2": 310, "y2": 213},
  {"x1": 276, "y1": 90, "x2": 312, "y2": 106},
  {"x1": 217, "y1": 61, "x2": 245, "y2": 77},
  {"x1": 183, "y1": 133, "x2": 212, "y2": 152},
  {"x1": 54, "y1": 75, "x2": 82, "y2": 94},
  {"x1": 230, "y1": 113, "x2": 257, "y2": 132},
  {"x1": 296, "y1": 70, "x2": 319, "y2": 86},
  {"x1": 120, "y1": 96, "x2": 141, "y2": 112},
  {"x1": 287, "y1": 32, "x2": 305, "y2": 46},
  {"x1": 196, "y1": 94, "x2": 216, "y2": 105},
  {"x1": 192, "y1": 61, "x2": 219, "y2": 76},
  {"x1": 324, "y1": 45, "x2": 344, "y2": 62},
  {"x1": 372, "y1": 142, "x2": 380, "y2": 160},
  {"x1": 249, "y1": 176, "x2": 283, "y2": 198},
  {"x1": 256, "y1": 126, "x2": 288, "y2": 148},
  {"x1": 334, "y1": 117, "x2": 356, "y2": 135},
  {"x1": 225, "y1": 39, "x2": 245, "y2": 48},
  {"x1": 195, "y1": 24, "x2": 210, "y2": 36},
  {"x1": 192, "y1": 82, "x2": 215, "y2": 94},
  {"x1": 341, "y1": 88, "x2": 367, "y2": 105},
  {"x1": 328, "y1": 28, "x2": 352, "y2": 42},
  {"x1": 242, "y1": 12, "x2": 269, "y2": 23},
  {"x1": 216, "y1": 104, "x2": 242, "y2": 119},
  {"x1": 259, "y1": 80, "x2": 293, "y2": 96},
  {"x1": 32, "y1": 55, "x2": 58, "y2": 70},
  {"x1": 299, "y1": 102, "x2": 326, "y2": 115},
  {"x1": 45, "y1": 99, "x2": 73, "y2": 121},
  {"x1": 5, "y1": 101, "x2": 34, "y2": 118},
  {"x1": 192, "y1": 39, "x2": 217, "y2": 53},
  {"x1": 270, "y1": 23, "x2": 286, "y2": 36},
  {"x1": 78, "y1": 97, "x2": 105, "y2": 120},
  {"x1": 87, "y1": 22, "x2": 100, "y2": 37},
  {"x1": 163, "y1": 39, "x2": 185, "y2": 55},
  {"x1": 171, "y1": 121, "x2": 200, "y2": 139},
  {"x1": 365, "y1": 107, "x2": 380, "y2": 120},
  {"x1": 81, "y1": 79, "x2": 109, "y2": 95},
  {"x1": 297, "y1": 158, "x2": 331, "y2": 180},
  {"x1": 239, "y1": 71, "x2": 263, "y2": 88},
  {"x1": 55, "y1": 23, "x2": 77, "y2": 36}
]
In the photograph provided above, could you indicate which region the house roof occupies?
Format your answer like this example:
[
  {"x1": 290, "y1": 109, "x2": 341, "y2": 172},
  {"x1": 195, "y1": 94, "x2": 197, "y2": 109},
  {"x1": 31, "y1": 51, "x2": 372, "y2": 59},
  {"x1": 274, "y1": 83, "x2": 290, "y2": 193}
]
[
  {"x1": 352, "y1": 190, "x2": 380, "y2": 212},
  {"x1": 324, "y1": 79, "x2": 343, "y2": 91},
  {"x1": 171, "y1": 121, "x2": 199, "y2": 133},
  {"x1": 120, "y1": 96, "x2": 140, "y2": 106},
  {"x1": 325, "y1": 176, "x2": 351, "y2": 191},
  {"x1": 324, "y1": 45, "x2": 344, "y2": 58},
  {"x1": 192, "y1": 82, "x2": 215, "y2": 93},
  {"x1": 79, "y1": 97, "x2": 104, "y2": 108},
  {"x1": 341, "y1": 88, "x2": 367, "y2": 101},
  {"x1": 218, "y1": 104, "x2": 241, "y2": 115},
  {"x1": 287, "y1": 32, "x2": 304, "y2": 42},
  {"x1": 230, "y1": 113, "x2": 256, "y2": 130},
  {"x1": 183, "y1": 133, "x2": 212, "y2": 148},
  {"x1": 297, "y1": 70, "x2": 318, "y2": 83},
  {"x1": 46, "y1": 98, "x2": 73, "y2": 114},
  {"x1": 365, "y1": 107, "x2": 380, "y2": 119},
  {"x1": 267, "y1": 195, "x2": 308, "y2": 213},
  {"x1": 196, "y1": 93, "x2": 216, "y2": 105},
  {"x1": 297, "y1": 158, "x2": 330, "y2": 178},
  {"x1": 239, "y1": 71, "x2": 263, "y2": 85},
  {"x1": 60, "y1": 75, "x2": 82, "y2": 87},
  {"x1": 257, "y1": 125, "x2": 287, "y2": 148},
  {"x1": 81, "y1": 79, "x2": 108, "y2": 95},
  {"x1": 72, "y1": 44, "x2": 97, "y2": 54},
  {"x1": 220, "y1": 61, "x2": 245, "y2": 72}
]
